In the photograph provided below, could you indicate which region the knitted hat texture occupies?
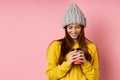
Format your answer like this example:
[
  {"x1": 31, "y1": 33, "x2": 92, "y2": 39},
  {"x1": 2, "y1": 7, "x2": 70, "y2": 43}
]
[{"x1": 62, "y1": 3, "x2": 86, "y2": 28}]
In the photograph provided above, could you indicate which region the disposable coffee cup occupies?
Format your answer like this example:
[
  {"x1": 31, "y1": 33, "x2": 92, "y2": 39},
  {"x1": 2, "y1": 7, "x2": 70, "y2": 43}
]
[{"x1": 71, "y1": 48, "x2": 82, "y2": 65}]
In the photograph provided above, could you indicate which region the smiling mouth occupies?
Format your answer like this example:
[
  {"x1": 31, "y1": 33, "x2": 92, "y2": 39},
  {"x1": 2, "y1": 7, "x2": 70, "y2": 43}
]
[
  {"x1": 71, "y1": 34, "x2": 78, "y2": 37},
  {"x1": 71, "y1": 33, "x2": 78, "y2": 36}
]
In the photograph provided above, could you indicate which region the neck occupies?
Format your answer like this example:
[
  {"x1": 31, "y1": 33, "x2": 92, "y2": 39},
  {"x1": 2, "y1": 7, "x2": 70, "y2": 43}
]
[{"x1": 73, "y1": 39, "x2": 77, "y2": 43}]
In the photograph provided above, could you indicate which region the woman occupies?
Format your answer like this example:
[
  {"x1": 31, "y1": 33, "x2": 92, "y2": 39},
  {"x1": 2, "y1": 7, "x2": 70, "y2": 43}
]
[{"x1": 46, "y1": 3, "x2": 100, "y2": 80}]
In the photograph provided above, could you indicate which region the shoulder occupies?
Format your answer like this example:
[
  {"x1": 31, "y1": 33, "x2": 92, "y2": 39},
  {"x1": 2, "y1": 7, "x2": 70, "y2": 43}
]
[
  {"x1": 86, "y1": 39, "x2": 97, "y2": 49},
  {"x1": 87, "y1": 42, "x2": 96, "y2": 48},
  {"x1": 49, "y1": 40, "x2": 62, "y2": 46},
  {"x1": 48, "y1": 40, "x2": 62, "y2": 49},
  {"x1": 47, "y1": 40, "x2": 62, "y2": 58},
  {"x1": 87, "y1": 42, "x2": 97, "y2": 51},
  {"x1": 87, "y1": 42, "x2": 99, "y2": 59}
]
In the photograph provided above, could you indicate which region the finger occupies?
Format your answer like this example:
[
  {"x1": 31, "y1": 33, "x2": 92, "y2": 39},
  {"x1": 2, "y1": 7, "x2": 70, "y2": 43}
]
[
  {"x1": 76, "y1": 54, "x2": 80, "y2": 58},
  {"x1": 71, "y1": 52, "x2": 78, "y2": 57},
  {"x1": 68, "y1": 57, "x2": 75, "y2": 64},
  {"x1": 71, "y1": 50, "x2": 77, "y2": 53},
  {"x1": 80, "y1": 57, "x2": 84, "y2": 60},
  {"x1": 78, "y1": 59, "x2": 83, "y2": 63},
  {"x1": 72, "y1": 54, "x2": 81, "y2": 59},
  {"x1": 80, "y1": 53, "x2": 84, "y2": 57},
  {"x1": 72, "y1": 58, "x2": 79, "y2": 62},
  {"x1": 78, "y1": 50, "x2": 84, "y2": 54}
]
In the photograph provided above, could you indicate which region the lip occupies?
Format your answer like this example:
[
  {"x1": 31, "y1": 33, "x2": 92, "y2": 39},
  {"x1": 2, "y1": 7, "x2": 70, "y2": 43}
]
[{"x1": 71, "y1": 34, "x2": 78, "y2": 37}]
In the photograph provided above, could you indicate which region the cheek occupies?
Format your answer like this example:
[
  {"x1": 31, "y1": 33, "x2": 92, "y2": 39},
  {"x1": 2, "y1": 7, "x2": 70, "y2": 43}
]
[
  {"x1": 77, "y1": 29, "x2": 81, "y2": 33},
  {"x1": 66, "y1": 29, "x2": 71, "y2": 33}
]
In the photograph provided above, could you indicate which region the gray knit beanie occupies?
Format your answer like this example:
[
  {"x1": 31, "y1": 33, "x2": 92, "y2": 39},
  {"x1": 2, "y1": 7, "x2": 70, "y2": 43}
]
[{"x1": 62, "y1": 3, "x2": 86, "y2": 28}]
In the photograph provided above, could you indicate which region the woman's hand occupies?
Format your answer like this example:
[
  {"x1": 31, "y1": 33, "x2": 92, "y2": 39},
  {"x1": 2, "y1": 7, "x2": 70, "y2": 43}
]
[
  {"x1": 67, "y1": 50, "x2": 78, "y2": 65},
  {"x1": 67, "y1": 50, "x2": 87, "y2": 65},
  {"x1": 78, "y1": 50, "x2": 87, "y2": 64}
]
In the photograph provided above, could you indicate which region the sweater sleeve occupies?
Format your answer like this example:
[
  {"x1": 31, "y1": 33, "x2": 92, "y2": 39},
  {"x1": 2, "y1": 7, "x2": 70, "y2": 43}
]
[
  {"x1": 46, "y1": 41, "x2": 71, "y2": 80},
  {"x1": 81, "y1": 45, "x2": 100, "y2": 80}
]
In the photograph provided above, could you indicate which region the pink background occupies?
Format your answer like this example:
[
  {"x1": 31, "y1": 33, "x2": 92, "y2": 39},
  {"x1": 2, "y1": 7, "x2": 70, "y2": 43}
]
[{"x1": 0, "y1": 0, "x2": 120, "y2": 80}]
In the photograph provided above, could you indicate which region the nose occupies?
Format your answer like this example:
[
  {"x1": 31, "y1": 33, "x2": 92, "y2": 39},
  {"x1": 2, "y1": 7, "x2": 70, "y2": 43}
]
[{"x1": 72, "y1": 28, "x2": 77, "y2": 33}]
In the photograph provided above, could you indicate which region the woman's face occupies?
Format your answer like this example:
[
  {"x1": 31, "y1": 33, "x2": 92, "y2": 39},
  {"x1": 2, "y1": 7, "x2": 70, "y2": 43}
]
[{"x1": 66, "y1": 24, "x2": 81, "y2": 39}]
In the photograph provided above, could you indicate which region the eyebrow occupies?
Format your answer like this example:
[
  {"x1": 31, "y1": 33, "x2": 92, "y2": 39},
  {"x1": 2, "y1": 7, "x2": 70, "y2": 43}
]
[{"x1": 68, "y1": 26, "x2": 73, "y2": 27}]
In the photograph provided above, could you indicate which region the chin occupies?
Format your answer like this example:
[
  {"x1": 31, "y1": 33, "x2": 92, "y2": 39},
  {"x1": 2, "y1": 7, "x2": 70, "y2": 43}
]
[
  {"x1": 70, "y1": 35, "x2": 78, "y2": 39},
  {"x1": 72, "y1": 37, "x2": 77, "y2": 39}
]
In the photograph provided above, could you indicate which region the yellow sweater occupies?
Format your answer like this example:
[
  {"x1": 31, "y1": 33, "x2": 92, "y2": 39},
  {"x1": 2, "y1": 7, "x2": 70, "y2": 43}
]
[{"x1": 46, "y1": 40, "x2": 100, "y2": 80}]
